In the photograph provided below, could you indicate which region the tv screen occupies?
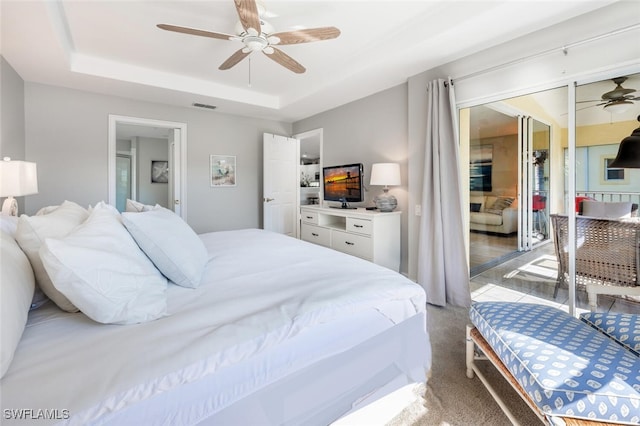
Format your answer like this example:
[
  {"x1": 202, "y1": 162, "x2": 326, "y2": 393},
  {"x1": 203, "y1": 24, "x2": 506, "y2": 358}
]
[{"x1": 323, "y1": 163, "x2": 364, "y2": 208}]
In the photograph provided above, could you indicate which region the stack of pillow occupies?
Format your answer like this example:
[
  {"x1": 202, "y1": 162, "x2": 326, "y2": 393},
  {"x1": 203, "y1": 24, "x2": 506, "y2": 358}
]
[{"x1": 0, "y1": 200, "x2": 208, "y2": 378}]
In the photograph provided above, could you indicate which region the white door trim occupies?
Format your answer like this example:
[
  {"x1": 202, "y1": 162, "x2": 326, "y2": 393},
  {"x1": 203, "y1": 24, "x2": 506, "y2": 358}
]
[{"x1": 108, "y1": 115, "x2": 188, "y2": 219}]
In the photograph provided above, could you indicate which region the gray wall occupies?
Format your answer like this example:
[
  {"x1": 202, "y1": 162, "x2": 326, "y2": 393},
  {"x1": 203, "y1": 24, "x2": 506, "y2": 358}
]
[
  {"x1": 136, "y1": 137, "x2": 169, "y2": 208},
  {"x1": 293, "y1": 84, "x2": 409, "y2": 274},
  {"x1": 0, "y1": 56, "x2": 27, "y2": 213},
  {"x1": 23, "y1": 83, "x2": 291, "y2": 233}
]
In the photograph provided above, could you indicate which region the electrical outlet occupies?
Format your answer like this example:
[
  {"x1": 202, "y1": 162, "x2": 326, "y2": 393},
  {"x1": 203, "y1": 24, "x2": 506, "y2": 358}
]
[{"x1": 415, "y1": 204, "x2": 421, "y2": 216}]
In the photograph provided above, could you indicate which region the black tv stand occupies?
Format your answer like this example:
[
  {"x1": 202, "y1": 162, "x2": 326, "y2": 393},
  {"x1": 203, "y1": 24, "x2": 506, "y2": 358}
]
[{"x1": 330, "y1": 201, "x2": 356, "y2": 209}]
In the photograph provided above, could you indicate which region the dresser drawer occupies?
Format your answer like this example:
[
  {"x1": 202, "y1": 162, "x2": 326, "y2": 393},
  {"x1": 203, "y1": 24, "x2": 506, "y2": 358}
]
[
  {"x1": 301, "y1": 224, "x2": 330, "y2": 247},
  {"x1": 331, "y1": 230, "x2": 372, "y2": 260},
  {"x1": 346, "y1": 217, "x2": 372, "y2": 235},
  {"x1": 301, "y1": 210, "x2": 319, "y2": 225}
]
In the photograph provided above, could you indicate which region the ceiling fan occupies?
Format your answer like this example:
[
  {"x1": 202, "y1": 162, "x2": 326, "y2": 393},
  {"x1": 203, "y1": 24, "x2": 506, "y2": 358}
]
[
  {"x1": 157, "y1": 0, "x2": 340, "y2": 74},
  {"x1": 577, "y1": 76, "x2": 640, "y2": 114}
]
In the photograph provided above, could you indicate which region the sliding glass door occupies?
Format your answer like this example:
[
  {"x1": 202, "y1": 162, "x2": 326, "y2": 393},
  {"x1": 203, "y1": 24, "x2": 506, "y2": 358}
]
[{"x1": 518, "y1": 116, "x2": 551, "y2": 251}]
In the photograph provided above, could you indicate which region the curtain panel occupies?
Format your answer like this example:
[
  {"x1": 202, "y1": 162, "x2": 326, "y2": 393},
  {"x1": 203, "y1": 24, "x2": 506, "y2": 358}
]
[{"x1": 417, "y1": 78, "x2": 471, "y2": 307}]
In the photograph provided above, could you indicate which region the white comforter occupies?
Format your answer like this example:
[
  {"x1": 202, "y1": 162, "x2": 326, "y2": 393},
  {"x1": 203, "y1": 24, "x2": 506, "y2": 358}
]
[{"x1": 2, "y1": 229, "x2": 427, "y2": 425}]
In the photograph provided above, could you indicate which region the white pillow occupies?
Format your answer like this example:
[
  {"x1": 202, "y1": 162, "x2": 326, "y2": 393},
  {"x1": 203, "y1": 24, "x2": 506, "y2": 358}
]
[
  {"x1": 122, "y1": 207, "x2": 208, "y2": 288},
  {"x1": 1, "y1": 231, "x2": 35, "y2": 378},
  {"x1": 15, "y1": 200, "x2": 89, "y2": 312},
  {"x1": 125, "y1": 199, "x2": 155, "y2": 212},
  {"x1": 0, "y1": 214, "x2": 18, "y2": 236},
  {"x1": 40, "y1": 202, "x2": 168, "y2": 325}
]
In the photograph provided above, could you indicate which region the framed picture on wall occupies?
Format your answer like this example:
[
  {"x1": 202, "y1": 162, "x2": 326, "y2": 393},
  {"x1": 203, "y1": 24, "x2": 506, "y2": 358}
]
[
  {"x1": 210, "y1": 155, "x2": 236, "y2": 187},
  {"x1": 469, "y1": 145, "x2": 492, "y2": 192},
  {"x1": 151, "y1": 160, "x2": 169, "y2": 183}
]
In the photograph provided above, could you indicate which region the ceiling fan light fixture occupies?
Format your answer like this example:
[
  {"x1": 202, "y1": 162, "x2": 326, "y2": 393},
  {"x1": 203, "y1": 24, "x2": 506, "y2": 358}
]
[
  {"x1": 603, "y1": 99, "x2": 633, "y2": 114},
  {"x1": 244, "y1": 35, "x2": 268, "y2": 51},
  {"x1": 609, "y1": 115, "x2": 640, "y2": 168}
]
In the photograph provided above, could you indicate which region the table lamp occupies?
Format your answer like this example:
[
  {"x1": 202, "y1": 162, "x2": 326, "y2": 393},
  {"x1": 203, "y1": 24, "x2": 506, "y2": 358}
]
[
  {"x1": 0, "y1": 157, "x2": 38, "y2": 216},
  {"x1": 370, "y1": 163, "x2": 400, "y2": 212}
]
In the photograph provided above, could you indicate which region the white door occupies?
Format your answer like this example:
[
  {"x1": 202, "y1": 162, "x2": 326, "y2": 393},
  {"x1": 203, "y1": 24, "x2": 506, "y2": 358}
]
[
  {"x1": 168, "y1": 128, "x2": 182, "y2": 217},
  {"x1": 263, "y1": 133, "x2": 300, "y2": 237},
  {"x1": 518, "y1": 116, "x2": 551, "y2": 251}
]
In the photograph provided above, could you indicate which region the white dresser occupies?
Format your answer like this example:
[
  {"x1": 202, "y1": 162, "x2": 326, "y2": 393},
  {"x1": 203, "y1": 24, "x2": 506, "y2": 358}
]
[{"x1": 300, "y1": 206, "x2": 401, "y2": 272}]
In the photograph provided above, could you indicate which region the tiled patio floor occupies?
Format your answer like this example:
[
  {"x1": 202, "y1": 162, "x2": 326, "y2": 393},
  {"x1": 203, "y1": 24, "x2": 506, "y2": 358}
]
[{"x1": 470, "y1": 241, "x2": 640, "y2": 314}]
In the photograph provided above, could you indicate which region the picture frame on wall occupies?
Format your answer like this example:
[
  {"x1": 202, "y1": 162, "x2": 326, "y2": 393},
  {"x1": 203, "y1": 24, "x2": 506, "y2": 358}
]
[
  {"x1": 210, "y1": 155, "x2": 236, "y2": 187},
  {"x1": 469, "y1": 145, "x2": 492, "y2": 192},
  {"x1": 151, "y1": 160, "x2": 169, "y2": 183}
]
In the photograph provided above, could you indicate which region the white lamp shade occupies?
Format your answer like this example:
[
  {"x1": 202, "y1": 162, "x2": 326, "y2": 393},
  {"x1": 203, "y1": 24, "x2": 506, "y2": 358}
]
[
  {"x1": 370, "y1": 163, "x2": 401, "y2": 186},
  {"x1": 0, "y1": 160, "x2": 38, "y2": 197}
]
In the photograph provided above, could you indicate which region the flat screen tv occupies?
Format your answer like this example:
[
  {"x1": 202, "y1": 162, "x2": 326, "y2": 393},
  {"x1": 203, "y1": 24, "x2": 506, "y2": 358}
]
[{"x1": 322, "y1": 163, "x2": 364, "y2": 209}]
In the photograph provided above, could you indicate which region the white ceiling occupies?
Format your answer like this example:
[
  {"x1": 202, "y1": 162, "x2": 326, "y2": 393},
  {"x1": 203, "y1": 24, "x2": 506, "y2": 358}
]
[{"x1": 0, "y1": 0, "x2": 628, "y2": 123}]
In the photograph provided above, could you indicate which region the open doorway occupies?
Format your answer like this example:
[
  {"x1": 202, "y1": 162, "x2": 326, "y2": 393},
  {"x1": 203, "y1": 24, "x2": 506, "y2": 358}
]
[{"x1": 463, "y1": 87, "x2": 563, "y2": 276}]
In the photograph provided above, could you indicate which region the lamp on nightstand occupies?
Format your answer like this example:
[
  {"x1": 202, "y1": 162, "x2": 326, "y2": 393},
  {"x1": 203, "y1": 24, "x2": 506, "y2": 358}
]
[
  {"x1": 0, "y1": 157, "x2": 38, "y2": 216},
  {"x1": 370, "y1": 163, "x2": 400, "y2": 212}
]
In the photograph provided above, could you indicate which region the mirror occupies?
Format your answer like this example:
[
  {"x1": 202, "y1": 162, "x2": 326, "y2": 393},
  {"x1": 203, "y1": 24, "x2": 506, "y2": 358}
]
[
  {"x1": 108, "y1": 115, "x2": 187, "y2": 218},
  {"x1": 296, "y1": 129, "x2": 323, "y2": 206},
  {"x1": 115, "y1": 123, "x2": 170, "y2": 212}
]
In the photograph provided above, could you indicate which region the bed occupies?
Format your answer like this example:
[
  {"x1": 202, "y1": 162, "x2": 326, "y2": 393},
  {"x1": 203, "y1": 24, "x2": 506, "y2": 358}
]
[{"x1": 0, "y1": 202, "x2": 430, "y2": 425}]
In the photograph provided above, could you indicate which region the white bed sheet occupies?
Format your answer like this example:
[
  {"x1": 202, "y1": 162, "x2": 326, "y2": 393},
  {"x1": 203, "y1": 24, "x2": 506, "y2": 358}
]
[{"x1": 1, "y1": 229, "x2": 430, "y2": 425}]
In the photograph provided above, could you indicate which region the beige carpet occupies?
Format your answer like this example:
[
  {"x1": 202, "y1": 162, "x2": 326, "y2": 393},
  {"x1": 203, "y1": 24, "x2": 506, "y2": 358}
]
[{"x1": 387, "y1": 304, "x2": 542, "y2": 426}]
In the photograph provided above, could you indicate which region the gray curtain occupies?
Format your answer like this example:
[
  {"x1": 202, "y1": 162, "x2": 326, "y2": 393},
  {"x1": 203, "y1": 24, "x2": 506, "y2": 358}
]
[{"x1": 417, "y1": 78, "x2": 471, "y2": 307}]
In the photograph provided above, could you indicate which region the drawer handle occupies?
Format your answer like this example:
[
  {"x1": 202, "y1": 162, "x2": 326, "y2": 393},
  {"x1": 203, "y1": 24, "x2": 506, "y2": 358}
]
[
  {"x1": 353, "y1": 224, "x2": 363, "y2": 228},
  {"x1": 345, "y1": 241, "x2": 355, "y2": 246},
  {"x1": 312, "y1": 233, "x2": 319, "y2": 237}
]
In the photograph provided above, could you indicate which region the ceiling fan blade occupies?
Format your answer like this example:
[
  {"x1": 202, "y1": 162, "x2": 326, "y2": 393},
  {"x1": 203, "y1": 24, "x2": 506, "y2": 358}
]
[
  {"x1": 263, "y1": 48, "x2": 305, "y2": 74},
  {"x1": 271, "y1": 27, "x2": 341, "y2": 45},
  {"x1": 157, "y1": 24, "x2": 233, "y2": 41},
  {"x1": 576, "y1": 99, "x2": 601, "y2": 104},
  {"x1": 234, "y1": 0, "x2": 261, "y2": 34},
  {"x1": 219, "y1": 49, "x2": 251, "y2": 70}
]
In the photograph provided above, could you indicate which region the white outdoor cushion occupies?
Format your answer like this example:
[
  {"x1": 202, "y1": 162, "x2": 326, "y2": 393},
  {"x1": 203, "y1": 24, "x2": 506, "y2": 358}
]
[
  {"x1": 122, "y1": 207, "x2": 208, "y2": 288},
  {"x1": 40, "y1": 202, "x2": 168, "y2": 325},
  {"x1": 0, "y1": 231, "x2": 35, "y2": 378},
  {"x1": 582, "y1": 201, "x2": 632, "y2": 219},
  {"x1": 15, "y1": 200, "x2": 89, "y2": 312}
]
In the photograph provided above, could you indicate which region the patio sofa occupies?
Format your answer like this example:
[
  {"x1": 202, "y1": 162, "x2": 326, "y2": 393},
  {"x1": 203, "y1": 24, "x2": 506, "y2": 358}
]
[
  {"x1": 467, "y1": 302, "x2": 640, "y2": 425},
  {"x1": 469, "y1": 195, "x2": 517, "y2": 235}
]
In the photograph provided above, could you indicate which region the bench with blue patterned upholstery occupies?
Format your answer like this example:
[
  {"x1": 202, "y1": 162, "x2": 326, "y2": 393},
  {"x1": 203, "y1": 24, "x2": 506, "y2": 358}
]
[
  {"x1": 469, "y1": 302, "x2": 640, "y2": 424},
  {"x1": 580, "y1": 312, "x2": 640, "y2": 357}
]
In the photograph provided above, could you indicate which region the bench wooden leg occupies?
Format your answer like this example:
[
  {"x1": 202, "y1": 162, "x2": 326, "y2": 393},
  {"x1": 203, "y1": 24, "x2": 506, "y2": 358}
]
[{"x1": 466, "y1": 325, "x2": 475, "y2": 379}]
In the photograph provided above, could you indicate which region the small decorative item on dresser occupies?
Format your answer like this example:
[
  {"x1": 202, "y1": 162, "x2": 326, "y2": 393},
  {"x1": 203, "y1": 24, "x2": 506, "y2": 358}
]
[{"x1": 370, "y1": 163, "x2": 400, "y2": 212}]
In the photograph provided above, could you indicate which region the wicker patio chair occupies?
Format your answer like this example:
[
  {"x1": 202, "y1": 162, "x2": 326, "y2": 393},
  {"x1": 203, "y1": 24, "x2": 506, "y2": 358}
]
[{"x1": 551, "y1": 214, "x2": 640, "y2": 311}]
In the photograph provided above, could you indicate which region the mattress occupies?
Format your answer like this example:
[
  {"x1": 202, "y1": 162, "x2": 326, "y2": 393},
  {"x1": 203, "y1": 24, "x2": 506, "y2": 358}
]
[{"x1": 1, "y1": 229, "x2": 430, "y2": 425}]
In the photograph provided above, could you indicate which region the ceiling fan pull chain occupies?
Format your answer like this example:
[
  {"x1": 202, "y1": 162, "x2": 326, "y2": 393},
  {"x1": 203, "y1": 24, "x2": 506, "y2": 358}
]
[{"x1": 248, "y1": 57, "x2": 252, "y2": 88}]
